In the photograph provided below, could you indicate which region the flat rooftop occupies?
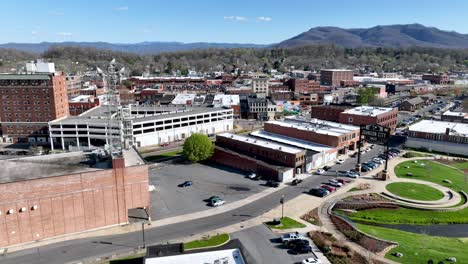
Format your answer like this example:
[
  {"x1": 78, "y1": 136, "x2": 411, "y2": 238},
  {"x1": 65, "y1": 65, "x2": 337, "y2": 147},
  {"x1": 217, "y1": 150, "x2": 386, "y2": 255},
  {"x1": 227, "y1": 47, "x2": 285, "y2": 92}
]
[
  {"x1": 251, "y1": 130, "x2": 332, "y2": 153},
  {"x1": 213, "y1": 94, "x2": 240, "y2": 107},
  {"x1": 217, "y1": 133, "x2": 303, "y2": 154},
  {"x1": 145, "y1": 248, "x2": 244, "y2": 264},
  {"x1": 270, "y1": 117, "x2": 358, "y2": 137},
  {"x1": 0, "y1": 74, "x2": 50, "y2": 80},
  {"x1": 342, "y1": 106, "x2": 395, "y2": 117},
  {"x1": 321, "y1": 69, "x2": 353, "y2": 72},
  {"x1": 409, "y1": 120, "x2": 468, "y2": 137},
  {"x1": 69, "y1": 95, "x2": 94, "y2": 103},
  {"x1": 171, "y1": 93, "x2": 196, "y2": 104},
  {"x1": 443, "y1": 110, "x2": 468, "y2": 118},
  {"x1": 0, "y1": 152, "x2": 111, "y2": 184}
]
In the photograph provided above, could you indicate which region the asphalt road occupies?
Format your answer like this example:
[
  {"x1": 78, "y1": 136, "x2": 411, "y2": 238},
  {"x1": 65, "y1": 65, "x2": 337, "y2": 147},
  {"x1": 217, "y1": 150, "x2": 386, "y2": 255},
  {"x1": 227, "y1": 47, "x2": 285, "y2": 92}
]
[{"x1": 1, "y1": 174, "x2": 337, "y2": 264}]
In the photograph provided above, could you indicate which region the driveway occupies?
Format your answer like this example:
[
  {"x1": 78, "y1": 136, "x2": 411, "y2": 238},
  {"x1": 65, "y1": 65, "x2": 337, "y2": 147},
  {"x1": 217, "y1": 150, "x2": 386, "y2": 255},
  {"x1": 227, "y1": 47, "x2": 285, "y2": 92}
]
[
  {"x1": 232, "y1": 225, "x2": 327, "y2": 264},
  {"x1": 150, "y1": 162, "x2": 269, "y2": 220}
]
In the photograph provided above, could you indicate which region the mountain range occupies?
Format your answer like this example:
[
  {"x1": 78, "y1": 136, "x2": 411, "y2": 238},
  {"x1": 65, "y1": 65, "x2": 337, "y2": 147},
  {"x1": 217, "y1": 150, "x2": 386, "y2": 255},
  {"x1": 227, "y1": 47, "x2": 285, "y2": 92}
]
[
  {"x1": 1, "y1": 24, "x2": 468, "y2": 54},
  {"x1": 277, "y1": 24, "x2": 468, "y2": 49}
]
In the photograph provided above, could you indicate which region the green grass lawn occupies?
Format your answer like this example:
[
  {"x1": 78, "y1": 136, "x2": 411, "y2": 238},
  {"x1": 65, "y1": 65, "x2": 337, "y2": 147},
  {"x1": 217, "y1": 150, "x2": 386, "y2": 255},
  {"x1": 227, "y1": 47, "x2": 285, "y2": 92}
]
[
  {"x1": 357, "y1": 223, "x2": 468, "y2": 264},
  {"x1": 265, "y1": 217, "x2": 306, "y2": 230},
  {"x1": 348, "y1": 187, "x2": 361, "y2": 192},
  {"x1": 346, "y1": 160, "x2": 468, "y2": 225},
  {"x1": 394, "y1": 160, "x2": 467, "y2": 192},
  {"x1": 385, "y1": 182, "x2": 445, "y2": 201},
  {"x1": 144, "y1": 150, "x2": 182, "y2": 162},
  {"x1": 451, "y1": 161, "x2": 468, "y2": 170},
  {"x1": 403, "y1": 151, "x2": 433, "y2": 158},
  {"x1": 184, "y1": 233, "x2": 230, "y2": 250}
]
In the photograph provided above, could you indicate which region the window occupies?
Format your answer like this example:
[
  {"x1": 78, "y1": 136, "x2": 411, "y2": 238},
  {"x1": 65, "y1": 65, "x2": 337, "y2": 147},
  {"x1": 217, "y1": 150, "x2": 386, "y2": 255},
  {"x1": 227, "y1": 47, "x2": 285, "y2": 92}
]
[{"x1": 348, "y1": 117, "x2": 353, "y2": 122}]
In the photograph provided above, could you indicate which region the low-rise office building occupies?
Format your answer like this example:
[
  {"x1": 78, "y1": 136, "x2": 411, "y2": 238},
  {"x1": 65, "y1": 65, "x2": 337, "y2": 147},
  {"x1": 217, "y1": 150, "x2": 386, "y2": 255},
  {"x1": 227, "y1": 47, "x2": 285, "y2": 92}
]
[
  {"x1": 442, "y1": 111, "x2": 468, "y2": 123},
  {"x1": 264, "y1": 117, "x2": 360, "y2": 154},
  {"x1": 338, "y1": 106, "x2": 399, "y2": 133},
  {"x1": 320, "y1": 69, "x2": 353, "y2": 87},
  {"x1": 49, "y1": 105, "x2": 233, "y2": 150},
  {"x1": 399, "y1": 96, "x2": 425, "y2": 111},
  {"x1": 213, "y1": 133, "x2": 306, "y2": 181},
  {"x1": 406, "y1": 120, "x2": 468, "y2": 156}
]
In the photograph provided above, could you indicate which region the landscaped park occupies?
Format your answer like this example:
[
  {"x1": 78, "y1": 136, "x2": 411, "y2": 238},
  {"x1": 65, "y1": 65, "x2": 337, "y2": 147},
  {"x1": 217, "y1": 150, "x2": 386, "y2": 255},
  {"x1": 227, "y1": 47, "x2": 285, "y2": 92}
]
[{"x1": 334, "y1": 158, "x2": 468, "y2": 264}]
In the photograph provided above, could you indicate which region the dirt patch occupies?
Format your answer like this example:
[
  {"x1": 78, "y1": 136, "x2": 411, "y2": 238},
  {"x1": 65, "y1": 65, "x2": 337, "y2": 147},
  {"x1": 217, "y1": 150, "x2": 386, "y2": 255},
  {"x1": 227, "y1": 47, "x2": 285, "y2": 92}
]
[
  {"x1": 342, "y1": 193, "x2": 389, "y2": 203},
  {"x1": 309, "y1": 231, "x2": 374, "y2": 264},
  {"x1": 301, "y1": 208, "x2": 322, "y2": 226}
]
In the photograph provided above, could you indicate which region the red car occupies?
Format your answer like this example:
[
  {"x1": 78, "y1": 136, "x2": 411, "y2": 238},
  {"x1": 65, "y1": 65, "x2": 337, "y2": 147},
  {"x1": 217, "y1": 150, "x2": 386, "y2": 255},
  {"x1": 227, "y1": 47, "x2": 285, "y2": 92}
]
[
  {"x1": 337, "y1": 179, "x2": 350, "y2": 185},
  {"x1": 321, "y1": 185, "x2": 335, "y2": 192}
]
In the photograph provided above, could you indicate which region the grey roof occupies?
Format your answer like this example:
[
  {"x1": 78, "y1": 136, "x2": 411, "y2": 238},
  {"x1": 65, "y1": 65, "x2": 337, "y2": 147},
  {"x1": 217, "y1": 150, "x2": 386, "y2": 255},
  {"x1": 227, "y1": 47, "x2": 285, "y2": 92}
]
[
  {"x1": 132, "y1": 107, "x2": 228, "y2": 123},
  {"x1": 0, "y1": 74, "x2": 50, "y2": 80},
  {"x1": 0, "y1": 152, "x2": 111, "y2": 184},
  {"x1": 404, "y1": 96, "x2": 424, "y2": 105}
]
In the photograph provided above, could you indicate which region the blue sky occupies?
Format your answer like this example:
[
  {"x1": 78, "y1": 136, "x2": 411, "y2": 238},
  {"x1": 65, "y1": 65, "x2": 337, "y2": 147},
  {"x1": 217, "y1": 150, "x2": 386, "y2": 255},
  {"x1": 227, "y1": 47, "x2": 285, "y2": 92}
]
[{"x1": 2, "y1": 0, "x2": 467, "y2": 44}]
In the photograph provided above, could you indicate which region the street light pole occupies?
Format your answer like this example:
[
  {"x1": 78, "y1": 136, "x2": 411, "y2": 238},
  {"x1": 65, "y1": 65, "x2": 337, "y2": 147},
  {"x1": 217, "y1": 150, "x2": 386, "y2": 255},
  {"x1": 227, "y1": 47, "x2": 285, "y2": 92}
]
[
  {"x1": 280, "y1": 195, "x2": 285, "y2": 220},
  {"x1": 142, "y1": 222, "x2": 146, "y2": 249}
]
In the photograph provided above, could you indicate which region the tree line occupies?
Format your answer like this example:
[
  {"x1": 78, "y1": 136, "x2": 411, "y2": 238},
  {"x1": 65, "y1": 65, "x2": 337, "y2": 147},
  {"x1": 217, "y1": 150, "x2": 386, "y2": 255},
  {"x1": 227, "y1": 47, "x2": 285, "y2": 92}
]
[{"x1": 1, "y1": 44, "x2": 468, "y2": 75}]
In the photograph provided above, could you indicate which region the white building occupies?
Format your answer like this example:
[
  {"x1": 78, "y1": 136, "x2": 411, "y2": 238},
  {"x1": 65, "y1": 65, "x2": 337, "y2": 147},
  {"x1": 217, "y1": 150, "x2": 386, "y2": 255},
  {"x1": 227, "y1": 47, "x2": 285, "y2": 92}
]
[
  {"x1": 406, "y1": 120, "x2": 468, "y2": 156},
  {"x1": 145, "y1": 248, "x2": 245, "y2": 264},
  {"x1": 49, "y1": 105, "x2": 233, "y2": 150},
  {"x1": 251, "y1": 78, "x2": 269, "y2": 95}
]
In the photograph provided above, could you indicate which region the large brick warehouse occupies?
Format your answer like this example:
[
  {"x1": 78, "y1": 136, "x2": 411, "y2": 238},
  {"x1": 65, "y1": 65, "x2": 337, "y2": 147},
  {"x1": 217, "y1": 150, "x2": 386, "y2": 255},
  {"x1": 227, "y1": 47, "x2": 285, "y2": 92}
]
[{"x1": 0, "y1": 149, "x2": 149, "y2": 248}]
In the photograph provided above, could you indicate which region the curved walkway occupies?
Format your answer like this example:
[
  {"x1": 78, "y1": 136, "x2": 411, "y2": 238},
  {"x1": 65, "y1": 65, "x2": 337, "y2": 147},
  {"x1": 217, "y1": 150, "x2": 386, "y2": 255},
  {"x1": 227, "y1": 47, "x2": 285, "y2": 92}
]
[{"x1": 316, "y1": 154, "x2": 466, "y2": 264}]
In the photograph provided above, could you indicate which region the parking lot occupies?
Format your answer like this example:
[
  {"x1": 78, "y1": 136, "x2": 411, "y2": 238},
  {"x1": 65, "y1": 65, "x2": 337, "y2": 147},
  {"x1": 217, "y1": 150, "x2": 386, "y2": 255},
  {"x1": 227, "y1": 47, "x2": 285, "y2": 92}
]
[
  {"x1": 149, "y1": 162, "x2": 269, "y2": 220},
  {"x1": 232, "y1": 225, "x2": 328, "y2": 264}
]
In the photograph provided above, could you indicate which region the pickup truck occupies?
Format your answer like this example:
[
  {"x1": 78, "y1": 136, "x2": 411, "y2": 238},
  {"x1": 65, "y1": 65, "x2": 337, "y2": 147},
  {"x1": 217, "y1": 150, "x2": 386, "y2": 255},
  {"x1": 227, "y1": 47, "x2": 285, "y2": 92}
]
[{"x1": 280, "y1": 232, "x2": 304, "y2": 243}]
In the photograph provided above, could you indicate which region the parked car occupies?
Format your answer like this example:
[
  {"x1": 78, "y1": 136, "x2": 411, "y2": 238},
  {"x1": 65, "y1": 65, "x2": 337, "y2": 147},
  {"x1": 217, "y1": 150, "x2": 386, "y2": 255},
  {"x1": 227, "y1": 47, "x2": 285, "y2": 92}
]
[
  {"x1": 372, "y1": 158, "x2": 384, "y2": 164},
  {"x1": 303, "y1": 258, "x2": 322, "y2": 264},
  {"x1": 178, "y1": 181, "x2": 193, "y2": 187},
  {"x1": 337, "y1": 179, "x2": 350, "y2": 185},
  {"x1": 315, "y1": 169, "x2": 325, "y2": 175},
  {"x1": 309, "y1": 188, "x2": 329, "y2": 197},
  {"x1": 336, "y1": 159, "x2": 345, "y2": 164},
  {"x1": 291, "y1": 179, "x2": 303, "y2": 186},
  {"x1": 321, "y1": 185, "x2": 336, "y2": 192},
  {"x1": 280, "y1": 232, "x2": 304, "y2": 243},
  {"x1": 338, "y1": 170, "x2": 349, "y2": 176},
  {"x1": 247, "y1": 172, "x2": 257, "y2": 179},
  {"x1": 291, "y1": 245, "x2": 313, "y2": 254},
  {"x1": 347, "y1": 171, "x2": 360, "y2": 178},
  {"x1": 210, "y1": 197, "x2": 225, "y2": 207},
  {"x1": 361, "y1": 165, "x2": 372, "y2": 172},
  {"x1": 323, "y1": 166, "x2": 332, "y2": 171},
  {"x1": 286, "y1": 238, "x2": 310, "y2": 249},
  {"x1": 328, "y1": 179, "x2": 343, "y2": 187},
  {"x1": 266, "y1": 180, "x2": 280, "y2": 188}
]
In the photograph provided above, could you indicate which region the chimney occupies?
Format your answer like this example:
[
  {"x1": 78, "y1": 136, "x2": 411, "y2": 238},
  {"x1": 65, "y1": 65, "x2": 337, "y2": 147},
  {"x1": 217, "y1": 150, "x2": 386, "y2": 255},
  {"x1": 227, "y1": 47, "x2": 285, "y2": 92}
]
[{"x1": 445, "y1": 128, "x2": 450, "y2": 135}]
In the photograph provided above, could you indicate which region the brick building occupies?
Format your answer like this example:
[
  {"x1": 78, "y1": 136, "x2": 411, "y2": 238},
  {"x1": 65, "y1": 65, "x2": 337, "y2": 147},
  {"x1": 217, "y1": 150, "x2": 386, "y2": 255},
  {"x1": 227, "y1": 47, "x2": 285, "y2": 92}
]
[
  {"x1": 264, "y1": 117, "x2": 360, "y2": 154},
  {"x1": 399, "y1": 97, "x2": 424, "y2": 112},
  {"x1": 68, "y1": 95, "x2": 100, "y2": 116},
  {"x1": 213, "y1": 133, "x2": 306, "y2": 181},
  {"x1": 311, "y1": 105, "x2": 398, "y2": 133},
  {"x1": 422, "y1": 74, "x2": 450, "y2": 84},
  {"x1": 0, "y1": 73, "x2": 69, "y2": 143},
  {"x1": 320, "y1": 69, "x2": 354, "y2": 87},
  {"x1": 286, "y1": 79, "x2": 321, "y2": 93},
  {"x1": 441, "y1": 111, "x2": 468, "y2": 123},
  {"x1": 66, "y1": 75, "x2": 82, "y2": 99},
  {"x1": 0, "y1": 149, "x2": 149, "y2": 247},
  {"x1": 339, "y1": 106, "x2": 399, "y2": 133}
]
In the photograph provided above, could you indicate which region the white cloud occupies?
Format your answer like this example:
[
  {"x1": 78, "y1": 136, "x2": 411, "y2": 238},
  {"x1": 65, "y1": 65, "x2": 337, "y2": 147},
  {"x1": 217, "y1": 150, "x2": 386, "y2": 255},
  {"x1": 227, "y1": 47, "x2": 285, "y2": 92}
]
[
  {"x1": 31, "y1": 31, "x2": 38, "y2": 35},
  {"x1": 257, "y1": 16, "x2": 272, "y2": 21},
  {"x1": 224, "y1": 16, "x2": 247, "y2": 21},
  {"x1": 115, "y1": 6, "x2": 129, "y2": 11},
  {"x1": 56, "y1": 32, "x2": 73, "y2": 36}
]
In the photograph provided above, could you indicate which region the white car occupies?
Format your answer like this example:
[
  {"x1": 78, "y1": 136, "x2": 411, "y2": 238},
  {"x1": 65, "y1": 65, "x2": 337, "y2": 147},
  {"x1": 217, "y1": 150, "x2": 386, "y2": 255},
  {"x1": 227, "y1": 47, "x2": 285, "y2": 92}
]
[
  {"x1": 336, "y1": 159, "x2": 345, "y2": 164},
  {"x1": 315, "y1": 169, "x2": 325, "y2": 175},
  {"x1": 347, "y1": 171, "x2": 360, "y2": 178},
  {"x1": 247, "y1": 173, "x2": 256, "y2": 179},
  {"x1": 302, "y1": 258, "x2": 322, "y2": 264},
  {"x1": 328, "y1": 179, "x2": 343, "y2": 187}
]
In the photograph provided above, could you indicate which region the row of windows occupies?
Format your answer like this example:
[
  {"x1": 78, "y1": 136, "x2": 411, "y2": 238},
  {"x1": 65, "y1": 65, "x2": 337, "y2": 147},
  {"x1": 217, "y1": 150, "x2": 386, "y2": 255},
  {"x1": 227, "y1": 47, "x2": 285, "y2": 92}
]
[
  {"x1": 376, "y1": 113, "x2": 398, "y2": 123},
  {"x1": 133, "y1": 113, "x2": 232, "y2": 129},
  {"x1": 410, "y1": 131, "x2": 468, "y2": 144},
  {"x1": 3, "y1": 107, "x2": 50, "y2": 112},
  {"x1": 133, "y1": 118, "x2": 229, "y2": 135}
]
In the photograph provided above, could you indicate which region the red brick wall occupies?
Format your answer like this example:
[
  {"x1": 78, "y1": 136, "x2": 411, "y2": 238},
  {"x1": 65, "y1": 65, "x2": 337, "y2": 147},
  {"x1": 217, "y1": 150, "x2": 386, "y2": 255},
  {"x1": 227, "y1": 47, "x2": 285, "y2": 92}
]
[
  {"x1": 310, "y1": 106, "x2": 346, "y2": 122},
  {"x1": 339, "y1": 108, "x2": 398, "y2": 133},
  {"x1": 0, "y1": 163, "x2": 149, "y2": 247}
]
